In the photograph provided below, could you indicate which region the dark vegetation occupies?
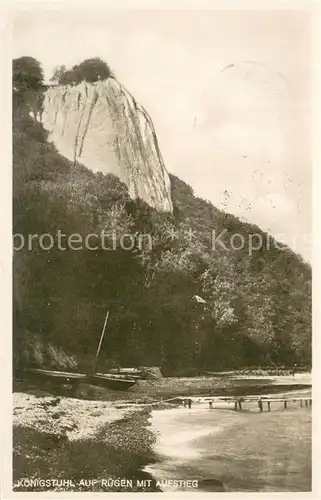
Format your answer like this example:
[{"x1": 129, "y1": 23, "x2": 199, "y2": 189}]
[
  {"x1": 13, "y1": 57, "x2": 312, "y2": 374},
  {"x1": 49, "y1": 58, "x2": 113, "y2": 85}
]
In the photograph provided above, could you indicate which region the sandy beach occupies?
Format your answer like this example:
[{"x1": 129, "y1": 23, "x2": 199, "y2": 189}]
[{"x1": 13, "y1": 392, "x2": 159, "y2": 492}]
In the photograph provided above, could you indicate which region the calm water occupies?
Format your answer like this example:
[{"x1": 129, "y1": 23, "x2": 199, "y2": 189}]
[{"x1": 144, "y1": 396, "x2": 312, "y2": 492}]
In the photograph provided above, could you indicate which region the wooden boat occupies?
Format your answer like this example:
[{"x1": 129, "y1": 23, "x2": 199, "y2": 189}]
[
  {"x1": 15, "y1": 367, "x2": 136, "y2": 391},
  {"x1": 108, "y1": 368, "x2": 148, "y2": 379},
  {"x1": 15, "y1": 367, "x2": 87, "y2": 384},
  {"x1": 88, "y1": 372, "x2": 137, "y2": 390}
]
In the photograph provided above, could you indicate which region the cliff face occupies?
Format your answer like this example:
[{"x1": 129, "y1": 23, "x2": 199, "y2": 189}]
[{"x1": 41, "y1": 79, "x2": 173, "y2": 212}]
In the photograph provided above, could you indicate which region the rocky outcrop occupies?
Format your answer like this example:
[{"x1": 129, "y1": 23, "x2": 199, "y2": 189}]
[{"x1": 41, "y1": 79, "x2": 173, "y2": 212}]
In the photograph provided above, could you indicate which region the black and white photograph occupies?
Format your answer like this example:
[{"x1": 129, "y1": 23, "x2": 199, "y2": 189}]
[{"x1": 3, "y1": 0, "x2": 317, "y2": 495}]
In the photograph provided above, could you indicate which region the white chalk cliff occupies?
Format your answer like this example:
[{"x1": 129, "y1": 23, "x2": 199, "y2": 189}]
[{"x1": 41, "y1": 79, "x2": 173, "y2": 212}]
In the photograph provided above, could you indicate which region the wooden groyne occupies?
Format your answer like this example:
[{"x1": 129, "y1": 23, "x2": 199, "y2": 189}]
[
  {"x1": 179, "y1": 395, "x2": 312, "y2": 412},
  {"x1": 114, "y1": 394, "x2": 312, "y2": 412}
]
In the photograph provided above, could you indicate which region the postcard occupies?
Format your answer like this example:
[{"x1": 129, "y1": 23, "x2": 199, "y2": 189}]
[{"x1": 0, "y1": 0, "x2": 317, "y2": 497}]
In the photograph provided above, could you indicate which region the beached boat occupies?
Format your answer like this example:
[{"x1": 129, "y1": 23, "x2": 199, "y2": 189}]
[
  {"x1": 88, "y1": 372, "x2": 137, "y2": 390},
  {"x1": 15, "y1": 367, "x2": 137, "y2": 391},
  {"x1": 108, "y1": 367, "x2": 157, "y2": 379},
  {"x1": 14, "y1": 367, "x2": 87, "y2": 384},
  {"x1": 15, "y1": 310, "x2": 139, "y2": 391}
]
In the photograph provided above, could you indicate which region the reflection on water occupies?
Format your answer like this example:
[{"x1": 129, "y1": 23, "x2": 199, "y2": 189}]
[{"x1": 145, "y1": 396, "x2": 312, "y2": 492}]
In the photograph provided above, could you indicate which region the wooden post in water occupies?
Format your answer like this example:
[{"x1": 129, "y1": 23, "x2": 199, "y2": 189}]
[
  {"x1": 267, "y1": 401, "x2": 271, "y2": 412},
  {"x1": 258, "y1": 398, "x2": 263, "y2": 412},
  {"x1": 92, "y1": 310, "x2": 110, "y2": 374},
  {"x1": 300, "y1": 399, "x2": 303, "y2": 408},
  {"x1": 305, "y1": 399, "x2": 308, "y2": 407},
  {"x1": 284, "y1": 400, "x2": 287, "y2": 410},
  {"x1": 238, "y1": 399, "x2": 243, "y2": 411},
  {"x1": 309, "y1": 399, "x2": 312, "y2": 406},
  {"x1": 234, "y1": 401, "x2": 238, "y2": 411}
]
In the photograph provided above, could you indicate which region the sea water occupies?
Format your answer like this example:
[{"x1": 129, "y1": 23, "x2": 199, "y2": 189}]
[{"x1": 144, "y1": 396, "x2": 312, "y2": 492}]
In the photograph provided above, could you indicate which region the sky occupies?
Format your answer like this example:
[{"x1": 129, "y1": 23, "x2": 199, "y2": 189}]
[{"x1": 12, "y1": 7, "x2": 313, "y2": 262}]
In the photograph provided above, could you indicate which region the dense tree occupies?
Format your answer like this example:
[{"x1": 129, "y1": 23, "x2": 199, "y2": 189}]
[
  {"x1": 59, "y1": 70, "x2": 79, "y2": 86},
  {"x1": 73, "y1": 58, "x2": 112, "y2": 82},
  {"x1": 13, "y1": 57, "x2": 44, "y2": 91},
  {"x1": 50, "y1": 58, "x2": 113, "y2": 86}
]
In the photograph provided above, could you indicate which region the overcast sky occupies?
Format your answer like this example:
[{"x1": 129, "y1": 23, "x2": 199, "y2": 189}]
[{"x1": 13, "y1": 7, "x2": 313, "y2": 262}]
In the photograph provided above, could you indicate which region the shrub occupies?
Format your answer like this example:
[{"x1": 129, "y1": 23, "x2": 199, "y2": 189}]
[{"x1": 52, "y1": 58, "x2": 113, "y2": 86}]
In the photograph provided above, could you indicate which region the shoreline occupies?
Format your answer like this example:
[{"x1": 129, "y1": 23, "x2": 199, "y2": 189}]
[
  {"x1": 145, "y1": 387, "x2": 312, "y2": 492},
  {"x1": 12, "y1": 375, "x2": 312, "y2": 492}
]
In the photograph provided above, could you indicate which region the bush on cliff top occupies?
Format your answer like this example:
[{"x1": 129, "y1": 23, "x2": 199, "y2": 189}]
[{"x1": 50, "y1": 58, "x2": 113, "y2": 85}]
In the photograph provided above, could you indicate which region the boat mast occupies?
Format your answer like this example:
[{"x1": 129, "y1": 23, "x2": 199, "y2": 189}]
[{"x1": 92, "y1": 310, "x2": 110, "y2": 374}]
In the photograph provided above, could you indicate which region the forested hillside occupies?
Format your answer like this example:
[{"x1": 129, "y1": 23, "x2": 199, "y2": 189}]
[{"x1": 13, "y1": 58, "x2": 312, "y2": 374}]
